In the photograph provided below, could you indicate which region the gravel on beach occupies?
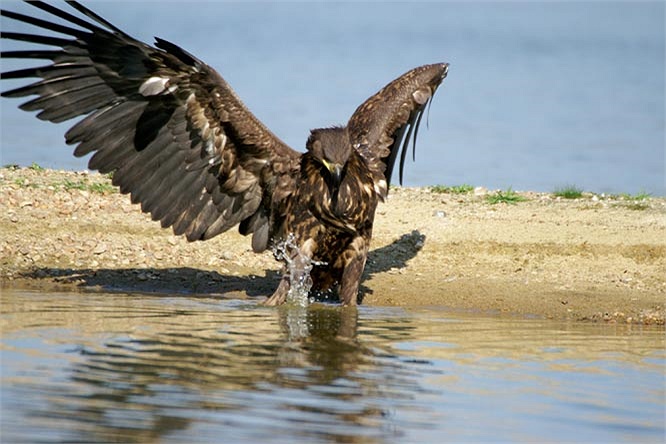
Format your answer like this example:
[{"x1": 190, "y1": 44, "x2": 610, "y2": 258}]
[{"x1": 2, "y1": 167, "x2": 664, "y2": 324}]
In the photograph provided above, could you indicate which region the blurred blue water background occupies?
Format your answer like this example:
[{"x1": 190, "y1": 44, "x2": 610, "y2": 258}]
[{"x1": 1, "y1": 1, "x2": 664, "y2": 195}]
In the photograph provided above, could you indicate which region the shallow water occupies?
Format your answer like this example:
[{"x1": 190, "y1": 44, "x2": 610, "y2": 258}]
[{"x1": 1, "y1": 289, "x2": 664, "y2": 443}]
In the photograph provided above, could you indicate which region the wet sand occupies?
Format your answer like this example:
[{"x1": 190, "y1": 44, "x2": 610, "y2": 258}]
[{"x1": 1, "y1": 167, "x2": 664, "y2": 324}]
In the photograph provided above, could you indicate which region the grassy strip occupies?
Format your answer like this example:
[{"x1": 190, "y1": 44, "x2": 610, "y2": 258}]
[
  {"x1": 553, "y1": 185, "x2": 583, "y2": 199},
  {"x1": 431, "y1": 184, "x2": 474, "y2": 194},
  {"x1": 5, "y1": 164, "x2": 116, "y2": 195},
  {"x1": 486, "y1": 187, "x2": 527, "y2": 205}
]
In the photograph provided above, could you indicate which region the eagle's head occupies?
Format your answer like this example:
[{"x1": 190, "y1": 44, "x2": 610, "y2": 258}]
[{"x1": 306, "y1": 127, "x2": 352, "y2": 188}]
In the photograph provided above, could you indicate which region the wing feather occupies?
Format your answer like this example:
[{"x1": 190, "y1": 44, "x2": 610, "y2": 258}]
[
  {"x1": 1, "y1": 1, "x2": 301, "y2": 245},
  {"x1": 347, "y1": 63, "x2": 448, "y2": 195}
]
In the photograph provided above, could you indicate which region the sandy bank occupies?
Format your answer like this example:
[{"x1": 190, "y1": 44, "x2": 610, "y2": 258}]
[{"x1": 1, "y1": 167, "x2": 664, "y2": 324}]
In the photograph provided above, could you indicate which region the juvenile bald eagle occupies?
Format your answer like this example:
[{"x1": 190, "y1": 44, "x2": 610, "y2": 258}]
[{"x1": 1, "y1": 1, "x2": 448, "y2": 305}]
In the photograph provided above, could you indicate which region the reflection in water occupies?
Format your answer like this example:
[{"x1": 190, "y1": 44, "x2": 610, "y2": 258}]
[
  {"x1": 0, "y1": 292, "x2": 427, "y2": 443},
  {"x1": 1, "y1": 290, "x2": 664, "y2": 443}
]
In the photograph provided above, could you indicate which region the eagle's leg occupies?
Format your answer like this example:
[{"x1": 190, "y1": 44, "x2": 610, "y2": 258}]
[
  {"x1": 264, "y1": 274, "x2": 290, "y2": 306},
  {"x1": 338, "y1": 237, "x2": 369, "y2": 306},
  {"x1": 263, "y1": 239, "x2": 317, "y2": 306}
]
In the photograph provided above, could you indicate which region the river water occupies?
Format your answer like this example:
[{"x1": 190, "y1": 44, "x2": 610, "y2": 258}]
[
  {"x1": 1, "y1": 1, "x2": 664, "y2": 195},
  {"x1": 1, "y1": 289, "x2": 664, "y2": 443}
]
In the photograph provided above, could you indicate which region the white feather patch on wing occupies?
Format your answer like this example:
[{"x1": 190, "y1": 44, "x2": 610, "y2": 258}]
[
  {"x1": 412, "y1": 87, "x2": 432, "y2": 105},
  {"x1": 139, "y1": 76, "x2": 175, "y2": 96}
]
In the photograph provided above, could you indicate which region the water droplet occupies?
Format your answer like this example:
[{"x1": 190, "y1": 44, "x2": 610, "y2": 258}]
[{"x1": 273, "y1": 234, "x2": 327, "y2": 307}]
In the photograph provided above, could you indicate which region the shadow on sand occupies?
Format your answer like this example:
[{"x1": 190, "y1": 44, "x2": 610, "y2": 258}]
[{"x1": 20, "y1": 230, "x2": 425, "y2": 303}]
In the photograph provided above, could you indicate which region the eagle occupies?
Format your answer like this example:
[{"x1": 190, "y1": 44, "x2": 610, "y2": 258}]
[{"x1": 1, "y1": 1, "x2": 448, "y2": 305}]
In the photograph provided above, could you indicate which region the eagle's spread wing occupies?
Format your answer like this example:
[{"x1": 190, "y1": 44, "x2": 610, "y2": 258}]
[
  {"x1": 347, "y1": 63, "x2": 448, "y2": 196},
  {"x1": 1, "y1": 1, "x2": 300, "y2": 246}
]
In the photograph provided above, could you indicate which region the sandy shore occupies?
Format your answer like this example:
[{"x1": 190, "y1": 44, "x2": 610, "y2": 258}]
[{"x1": 1, "y1": 167, "x2": 664, "y2": 324}]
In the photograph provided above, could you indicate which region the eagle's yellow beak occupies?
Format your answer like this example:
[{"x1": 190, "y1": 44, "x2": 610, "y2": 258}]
[{"x1": 322, "y1": 159, "x2": 344, "y2": 186}]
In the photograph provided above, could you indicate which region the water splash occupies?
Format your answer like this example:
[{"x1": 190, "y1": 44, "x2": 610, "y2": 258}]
[{"x1": 273, "y1": 234, "x2": 327, "y2": 307}]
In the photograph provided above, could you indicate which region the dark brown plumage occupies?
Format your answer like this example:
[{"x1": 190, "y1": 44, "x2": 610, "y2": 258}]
[{"x1": 1, "y1": 1, "x2": 448, "y2": 305}]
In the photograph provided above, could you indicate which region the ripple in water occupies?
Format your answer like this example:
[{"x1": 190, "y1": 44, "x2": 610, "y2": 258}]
[{"x1": 1, "y1": 290, "x2": 664, "y2": 443}]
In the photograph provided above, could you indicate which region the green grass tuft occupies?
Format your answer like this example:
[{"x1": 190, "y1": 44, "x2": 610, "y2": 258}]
[
  {"x1": 621, "y1": 191, "x2": 651, "y2": 201},
  {"x1": 61, "y1": 178, "x2": 116, "y2": 194},
  {"x1": 431, "y1": 184, "x2": 474, "y2": 194},
  {"x1": 61, "y1": 179, "x2": 88, "y2": 191},
  {"x1": 612, "y1": 191, "x2": 652, "y2": 210},
  {"x1": 12, "y1": 177, "x2": 38, "y2": 188},
  {"x1": 553, "y1": 185, "x2": 583, "y2": 199},
  {"x1": 88, "y1": 182, "x2": 116, "y2": 194},
  {"x1": 486, "y1": 187, "x2": 527, "y2": 205},
  {"x1": 28, "y1": 162, "x2": 45, "y2": 171}
]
